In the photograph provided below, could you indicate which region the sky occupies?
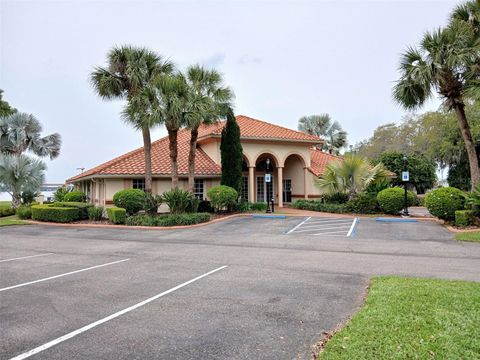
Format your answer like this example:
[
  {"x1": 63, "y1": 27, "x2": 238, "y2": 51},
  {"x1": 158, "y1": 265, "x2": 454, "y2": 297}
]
[{"x1": 0, "y1": 0, "x2": 460, "y2": 183}]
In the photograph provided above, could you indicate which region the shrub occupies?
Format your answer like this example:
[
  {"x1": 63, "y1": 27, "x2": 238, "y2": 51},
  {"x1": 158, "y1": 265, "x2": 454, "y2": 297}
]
[
  {"x1": 455, "y1": 210, "x2": 476, "y2": 228},
  {"x1": 425, "y1": 187, "x2": 465, "y2": 221},
  {"x1": 207, "y1": 185, "x2": 238, "y2": 212},
  {"x1": 53, "y1": 186, "x2": 68, "y2": 202},
  {"x1": 322, "y1": 192, "x2": 349, "y2": 204},
  {"x1": 21, "y1": 191, "x2": 37, "y2": 205},
  {"x1": 113, "y1": 189, "x2": 146, "y2": 215},
  {"x1": 87, "y1": 206, "x2": 104, "y2": 221},
  {"x1": 107, "y1": 207, "x2": 126, "y2": 224},
  {"x1": 346, "y1": 193, "x2": 379, "y2": 214},
  {"x1": 292, "y1": 200, "x2": 347, "y2": 213},
  {"x1": 377, "y1": 187, "x2": 415, "y2": 215},
  {"x1": 16, "y1": 206, "x2": 32, "y2": 219},
  {"x1": 161, "y1": 188, "x2": 197, "y2": 214},
  {"x1": 0, "y1": 207, "x2": 15, "y2": 217},
  {"x1": 125, "y1": 213, "x2": 211, "y2": 227},
  {"x1": 64, "y1": 190, "x2": 86, "y2": 202},
  {"x1": 144, "y1": 193, "x2": 162, "y2": 215},
  {"x1": 54, "y1": 202, "x2": 93, "y2": 220},
  {"x1": 463, "y1": 184, "x2": 480, "y2": 215},
  {"x1": 31, "y1": 205, "x2": 80, "y2": 223},
  {"x1": 198, "y1": 200, "x2": 214, "y2": 213},
  {"x1": 250, "y1": 202, "x2": 268, "y2": 211}
]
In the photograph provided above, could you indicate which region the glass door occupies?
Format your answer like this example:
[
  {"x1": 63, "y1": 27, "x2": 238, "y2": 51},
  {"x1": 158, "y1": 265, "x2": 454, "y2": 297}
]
[
  {"x1": 256, "y1": 175, "x2": 274, "y2": 202},
  {"x1": 283, "y1": 179, "x2": 292, "y2": 203}
]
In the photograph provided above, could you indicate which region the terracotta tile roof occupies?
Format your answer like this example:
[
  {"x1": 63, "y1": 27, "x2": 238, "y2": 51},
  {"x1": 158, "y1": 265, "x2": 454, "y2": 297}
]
[
  {"x1": 68, "y1": 115, "x2": 323, "y2": 182},
  {"x1": 197, "y1": 115, "x2": 322, "y2": 142},
  {"x1": 309, "y1": 149, "x2": 343, "y2": 177}
]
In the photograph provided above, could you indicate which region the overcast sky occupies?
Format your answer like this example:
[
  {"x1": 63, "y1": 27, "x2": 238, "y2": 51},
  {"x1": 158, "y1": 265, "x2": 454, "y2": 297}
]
[{"x1": 1, "y1": 0, "x2": 458, "y2": 183}]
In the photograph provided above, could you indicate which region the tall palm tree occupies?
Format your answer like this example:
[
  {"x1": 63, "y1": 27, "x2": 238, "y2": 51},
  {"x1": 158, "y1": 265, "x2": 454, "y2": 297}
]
[
  {"x1": 90, "y1": 45, "x2": 173, "y2": 193},
  {"x1": 298, "y1": 114, "x2": 347, "y2": 154},
  {"x1": 183, "y1": 65, "x2": 233, "y2": 192},
  {"x1": 0, "y1": 112, "x2": 60, "y2": 207},
  {"x1": 393, "y1": 21, "x2": 480, "y2": 188},
  {"x1": 452, "y1": 0, "x2": 480, "y2": 34},
  {"x1": 315, "y1": 154, "x2": 390, "y2": 200}
]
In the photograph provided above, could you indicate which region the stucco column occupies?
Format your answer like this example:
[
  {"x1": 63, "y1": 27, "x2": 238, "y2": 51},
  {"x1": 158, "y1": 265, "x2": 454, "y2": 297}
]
[
  {"x1": 277, "y1": 166, "x2": 283, "y2": 208},
  {"x1": 304, "y1": 167, "x2": 309, "y2": 200},
  {"x1": 248, "y1": 166, "x2": 255, "y2": 202}
]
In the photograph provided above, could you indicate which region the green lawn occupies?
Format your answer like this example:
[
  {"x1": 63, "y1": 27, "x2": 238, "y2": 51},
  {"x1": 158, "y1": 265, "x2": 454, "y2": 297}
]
[
  {"x1": 320, "y1": 277, "x2": 480, "y2": 359},
  {"x1": 455, "y1": 231, "x2": 480, "y2": 243},
  {"x1": 0, "y1": 215, "x2": 28, "y2": 227}
]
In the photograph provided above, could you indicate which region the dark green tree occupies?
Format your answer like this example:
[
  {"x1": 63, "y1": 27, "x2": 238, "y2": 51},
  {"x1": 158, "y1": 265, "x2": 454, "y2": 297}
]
[
  {"x1": 220, "y1": 108, "x2": 243, "y2": 194},
  {"x1": 375, "y1": 152, "x2": 437, "y2": 194},
  {"x1": 448, "y1": 144, "x2": 480, "y2": 191},
  {"x1": 0, "y1": 90, "x2": 16, "y2": 117}
]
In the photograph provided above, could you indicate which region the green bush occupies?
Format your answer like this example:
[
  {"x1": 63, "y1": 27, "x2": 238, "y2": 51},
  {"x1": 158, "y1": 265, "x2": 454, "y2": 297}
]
[
  {"x1": 113, "y1": 189, "x2": 146, "y2": 215},
  {"x1": 425, "y1": 187, "x2": 465, "y2": 221},
  {"x1": 463, "y1": 184, "x2": 480, "y2": 215},
  {"x1": 198, "y1": 200, "x2": 214, "y2": 213},
  {"x1": 250, "y1": 202, "x2": 268, "y2": 211},
  {"x1": 207, "y1": 185, "x2": 238, "y2": 212},
  {"x1": 64, "y1": 190, "x2": 86, "y2": 202},
  {"x1": 54, "y1": 202, "x2": 93, "y2": 220},
  {"x1": 87, "y1": 206, "x2": 104, "y2": 221},
  {"x1": 161, "y1": 188, "x2": 198, "y2": 214},
  {"x1": 0, "y1": 207, "x2": 15, "y2": 217},
  {"x1": 16, "y1": 206, "x2": 32, "y2": 219},
  {"x1": 346, "y1": 193, "x2": 379, "y2": 214},
  {"x1": 144, "y1": 193, "x2": 162, "y2": 215},
  {"x1": 455, "y1": 210, "x2": 476, "y2": 228},
  {"x1": 21, "y1": 191, "x2": 37, "y2": 205},
  {"x1": 125, "y1": 213, "x2": 211, "y2": 227},
  {"x1": 107, "y1": 207, "x2": 126, "y2": 224},
  {"x1": 322, "y1": 192, "x2": 349, "y2": 204},
  {"x1": 31, "y1": 205, "x2": 80, "y2": 223},
  {"x1": 53, "y1": 186, "x2": 68, "y2": 202},
  {"x1": 292, "y1": 200, "x2": 347, "y2": 213},
  {"x1": 377, "y1": 187, "x2": 415, "y2": 215}
]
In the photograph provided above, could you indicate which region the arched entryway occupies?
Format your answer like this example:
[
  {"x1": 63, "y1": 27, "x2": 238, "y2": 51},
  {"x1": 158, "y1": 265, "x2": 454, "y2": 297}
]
[{"x1": 282, "y1": 153, "x2": 308, "y2": 205}]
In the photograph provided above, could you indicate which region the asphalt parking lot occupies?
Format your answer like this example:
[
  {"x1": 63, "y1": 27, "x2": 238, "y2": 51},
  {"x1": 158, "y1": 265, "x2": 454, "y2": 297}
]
[{"x1": 1, "y1": 216, "x2": 479, "y2": 360}]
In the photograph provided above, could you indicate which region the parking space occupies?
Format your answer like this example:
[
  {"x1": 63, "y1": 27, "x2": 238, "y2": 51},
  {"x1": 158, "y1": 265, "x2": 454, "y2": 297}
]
[
  {"x1": 286, "y1": 216, "x2": 358, "y2": 237},
  {"x1": 1, "y1": 216, "x2": 479, "y2": 360}
]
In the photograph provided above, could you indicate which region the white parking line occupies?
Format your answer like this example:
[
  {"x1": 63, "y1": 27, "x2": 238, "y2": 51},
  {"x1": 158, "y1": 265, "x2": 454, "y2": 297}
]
[
  {"x1": 299, "y1": 221, "x2": 353, "y2": 228},
  {"x1": 286, "y1": 217, "x2": 311, "y2": 234},
  {"x1": 9, "y1": 265, "x2": 228, "y2": 360},
  {"x1": 294, "y1": 225, "x2": 352, "y2": 232},
  {"x1": 0, "y1": 258, "x2": 130, "y2": 292},
  {"x1": 0, "y1": 253, "x2": 54, "y2": 263},
  {"x1": 347, "y1": 218, "x2": 359, "y2": 237}
]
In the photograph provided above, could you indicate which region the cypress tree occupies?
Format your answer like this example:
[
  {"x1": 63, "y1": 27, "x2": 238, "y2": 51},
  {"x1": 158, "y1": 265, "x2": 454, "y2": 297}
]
[{"x1": 220, "y1": 108, "x2": 243, "y2": 194}]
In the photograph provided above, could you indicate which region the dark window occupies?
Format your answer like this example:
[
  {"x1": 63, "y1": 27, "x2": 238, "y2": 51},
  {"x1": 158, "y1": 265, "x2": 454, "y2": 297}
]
[
  {"x1": 132, "y1": 178, "x2": 145, "y2": 190},
  {"x1": 241, "y1": 176, "x2": 249, "y2": 200},
  {"x1": 194, "y1": 179, "x2": 204, "y2": 200}
]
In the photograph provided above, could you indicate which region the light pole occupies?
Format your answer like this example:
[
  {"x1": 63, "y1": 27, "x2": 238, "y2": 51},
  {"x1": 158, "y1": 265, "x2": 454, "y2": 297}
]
[{"x1": 402, "y1": 154, "x2": 409, "y2": 216}]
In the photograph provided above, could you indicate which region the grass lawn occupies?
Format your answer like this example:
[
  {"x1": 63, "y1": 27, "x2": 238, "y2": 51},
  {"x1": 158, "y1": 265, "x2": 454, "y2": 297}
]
[
  {"x1": 0, "y1": 215, "x2": 29, "y2": 227},
  {"x1": 0, "y1": 200, "x2": 12, "y2": 209},
  {"x1": 320, "y1": 277, "x2": 480, "y2": 359},
  {"x1": 455, "y1": 231, "x2": 480, "y2": 243}
]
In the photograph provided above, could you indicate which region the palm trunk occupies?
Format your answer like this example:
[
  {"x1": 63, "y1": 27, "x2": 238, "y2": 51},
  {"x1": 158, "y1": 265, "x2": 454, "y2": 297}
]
[
  {"x1": 454, "y1": 103, "x2": 480, "y2": 189},
  {"x1": 142, "y1": 127, "x2": 153, "y2": 194},
  {"x1": 12, "y1": 152, "x2": 22, "y2": 209},
  {"x1": 187, "y1": 127, "x2": 199, "y2": 193},
  {"x1": 167, "y1": 127, "x2": 179, "y2": 189}
]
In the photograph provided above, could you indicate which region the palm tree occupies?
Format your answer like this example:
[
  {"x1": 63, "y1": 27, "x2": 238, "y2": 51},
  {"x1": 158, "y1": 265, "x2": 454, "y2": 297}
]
[
  {"x1": 0, "y1": 154, "x2": 46, "y2": 208},
  {"x1": 393, "y1": 21, "x2": 480, "y2": 188},
  {"x1": 298, "y1": 114, "x2": 347, "y2": 154},
  {"x1": 0, "y1": 112, "x2": 59, "y2": 207},
  {"x1": 315, "y1": 154, "x2": 390, "y2": 200},
  {"x1": 91, "y1": 45, "x2": 173, "y2": 193},
  {"x1": 183, "y1": 65, "x2": 233, "y2": 192},
  {"x1": 452, "y1": 0, "x2": 480, "y2": 34}
]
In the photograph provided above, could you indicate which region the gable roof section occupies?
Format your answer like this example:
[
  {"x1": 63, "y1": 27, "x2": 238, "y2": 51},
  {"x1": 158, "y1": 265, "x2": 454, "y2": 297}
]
[
  {"x1": 68, "y1": 115, "x2": 323, "y2": 182},
  {"x1": 309, "y1": 149, "x2": 342, "y2": 177}
]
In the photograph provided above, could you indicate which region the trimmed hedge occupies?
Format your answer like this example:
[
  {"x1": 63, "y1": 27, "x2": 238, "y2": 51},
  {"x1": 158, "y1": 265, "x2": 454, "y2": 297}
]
[
  {"x1": 345, "y1": 193, "x2": 379, "y2": 214},
  {"x1": 107, "y1": 207, "x2": 126, "y2": 224},
  {"x1": 425, "y1": 187, "x2": 465, "y2": 221},
  {"x1": 292, "y1": 200, "x2": 347, "y2": 213},
  {"x1": 113, "y1": 189, "x2": 145, "y2": 215},
  {"x1": 31, "y1": 205, "x2": 80, "y2": 223},
  {"x1": 87, "y1": 206, "x2": 104, "y2": 221},
  {"x1": 207, "y1": 185, "x2": 238, "y2": 211},
  {"x1": 16, "y1": 206, "x2": 32, "y2": 219},
  {"x1": 54, "y1": 202, "x2": 93, "y2": 220},
  {"x1": 0, "y1": 207, "x2": 15, "y2": 217},
  {"x1": 455, "y1": 210, "x2": 476, "y2": 228},
  {"x1": 377, "y1": 187, "x2": 415, "y2": 215},
  {"x1": 125, "y1": 213, "x2": 211, "y2": 227},
  {"x1": 250, "y1": 202, "x2": 268, "y2": 211},
  {"x1": 64, "y1": 190, "x2": 86, "y2": 202}
]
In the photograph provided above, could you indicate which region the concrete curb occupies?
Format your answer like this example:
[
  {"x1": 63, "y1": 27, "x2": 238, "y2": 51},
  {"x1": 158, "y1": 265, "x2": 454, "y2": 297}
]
[{"x1": 445, "y1": 225, "x2": 480, "y2": 233}]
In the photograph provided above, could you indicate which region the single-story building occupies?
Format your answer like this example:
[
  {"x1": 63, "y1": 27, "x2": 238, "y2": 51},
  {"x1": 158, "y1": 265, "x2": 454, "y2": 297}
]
[{"x1": 67, "y1": 115, "x2": 342, "y2": 208}]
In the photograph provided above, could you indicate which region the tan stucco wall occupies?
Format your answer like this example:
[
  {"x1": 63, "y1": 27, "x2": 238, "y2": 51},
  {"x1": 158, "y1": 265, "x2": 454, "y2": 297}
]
[
  {"x1": 283, "y1": 156, "x2": 305, "y2": 197},
  {"x1": 200, "y1": 141, "x2": 221, "y2": 164},
  {"x1": 105, "y1": 179, "x2": 124, "y2": 200}
]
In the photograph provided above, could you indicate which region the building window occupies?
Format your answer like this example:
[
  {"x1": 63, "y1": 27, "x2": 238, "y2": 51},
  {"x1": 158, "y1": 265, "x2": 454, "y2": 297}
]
[
  {"x1": 256, "y1": 176, "x2": 264, "y2": 202},
  {"x1": 132, "y1": 178, "x2": 145, "y2": 190},
  {"x1": 194, "y1": 179, "x2": 204, "y2": 200},
  {"x1": 241, "y1": 176, "x2": 249, "y2": 201}
]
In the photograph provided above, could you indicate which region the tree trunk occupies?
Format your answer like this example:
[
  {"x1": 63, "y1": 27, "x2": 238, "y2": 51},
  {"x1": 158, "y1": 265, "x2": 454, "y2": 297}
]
[
  {"x1": 187, "y1": 127, "x2": 199, "y2": 193},
  {"x1": 454, "y1": 103, "x2": 480, "y2": 189},
  {"x1": 142, "y1": 127, "x2": 153, "y2": 194},
  {"x1": 168, "y1": 128, "x2": 179, "y2": 189},
  {"x1": 11, "y1": 191, "x2": 21, "y2": 209}
]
